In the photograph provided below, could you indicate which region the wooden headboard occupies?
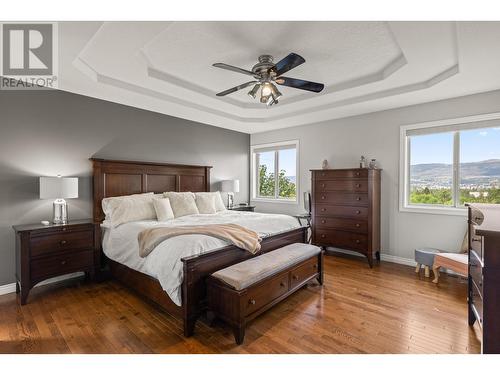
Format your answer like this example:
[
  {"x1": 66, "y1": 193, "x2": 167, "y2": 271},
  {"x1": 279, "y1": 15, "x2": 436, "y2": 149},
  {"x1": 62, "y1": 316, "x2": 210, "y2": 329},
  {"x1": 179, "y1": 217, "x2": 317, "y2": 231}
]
[{"x1": 91, "y1": 158, "x2": 212, "y2": 223}]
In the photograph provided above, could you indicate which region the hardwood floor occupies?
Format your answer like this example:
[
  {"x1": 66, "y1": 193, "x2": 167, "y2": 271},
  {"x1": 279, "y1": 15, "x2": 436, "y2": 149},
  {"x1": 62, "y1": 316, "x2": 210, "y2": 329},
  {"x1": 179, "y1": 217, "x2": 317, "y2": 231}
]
[{"x1": 0, "y1": 254, "x2": 481, "y2": 354}]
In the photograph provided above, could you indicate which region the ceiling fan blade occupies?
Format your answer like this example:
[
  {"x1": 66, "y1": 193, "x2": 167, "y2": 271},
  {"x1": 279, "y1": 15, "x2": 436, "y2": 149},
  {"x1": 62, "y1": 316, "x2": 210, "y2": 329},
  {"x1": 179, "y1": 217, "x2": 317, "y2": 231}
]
[
  {"x1": 213, "y1": 63, "x2": 256, "y2": 77},
  {"x1": 216, "y1": 81, "x2": 258, "y2": 96},
  {"x1": 275, "y1": 77, "x2": 324, "y2": 93},
  {"x1": 272, "y1": 53, "x2": 305, "y2": 76}
]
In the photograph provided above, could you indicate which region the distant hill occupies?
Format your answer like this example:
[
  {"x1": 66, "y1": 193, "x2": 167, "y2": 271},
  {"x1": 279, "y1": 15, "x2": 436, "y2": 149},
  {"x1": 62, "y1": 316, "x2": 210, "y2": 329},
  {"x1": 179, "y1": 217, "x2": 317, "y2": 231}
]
[{"x1": 411, "y1": 159, "x2": 500, "y2": 186}]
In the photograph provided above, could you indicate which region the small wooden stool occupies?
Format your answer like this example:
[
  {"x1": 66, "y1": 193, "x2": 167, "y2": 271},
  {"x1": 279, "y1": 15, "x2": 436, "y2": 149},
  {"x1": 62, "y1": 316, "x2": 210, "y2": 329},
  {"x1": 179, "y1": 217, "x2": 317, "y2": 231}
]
[{"x1": 414, "y1": 248, "x2": 442, "y2": 278}]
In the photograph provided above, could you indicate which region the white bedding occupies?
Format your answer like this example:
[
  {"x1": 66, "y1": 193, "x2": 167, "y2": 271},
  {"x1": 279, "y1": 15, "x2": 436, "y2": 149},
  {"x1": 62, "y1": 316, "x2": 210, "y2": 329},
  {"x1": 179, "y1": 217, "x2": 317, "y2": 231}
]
[{"x1": 102, "y1": 211, "x2": 301, "y2": 306}]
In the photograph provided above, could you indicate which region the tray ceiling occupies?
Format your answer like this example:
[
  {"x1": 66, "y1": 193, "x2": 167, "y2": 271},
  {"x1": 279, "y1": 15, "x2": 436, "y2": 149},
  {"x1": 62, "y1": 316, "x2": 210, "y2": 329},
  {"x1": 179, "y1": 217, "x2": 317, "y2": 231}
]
[{"x1": 57, "y1": 21, "x2": 500, "y2": 133}]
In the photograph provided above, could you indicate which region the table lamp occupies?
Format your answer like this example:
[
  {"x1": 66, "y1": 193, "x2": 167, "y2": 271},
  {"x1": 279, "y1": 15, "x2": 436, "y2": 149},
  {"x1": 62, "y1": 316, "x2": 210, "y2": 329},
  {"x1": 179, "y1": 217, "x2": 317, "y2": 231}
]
[
  {"x1": 39, "y1": 176, "x2": 79, "y2": 224},
  {"x1": 221, "y1": 179, "x2": 240, "y2": 208}
]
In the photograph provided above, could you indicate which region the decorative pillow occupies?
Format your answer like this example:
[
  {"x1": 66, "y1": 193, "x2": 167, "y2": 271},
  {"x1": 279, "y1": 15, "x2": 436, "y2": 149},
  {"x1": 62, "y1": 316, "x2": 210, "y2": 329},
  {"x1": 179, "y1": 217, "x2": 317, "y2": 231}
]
[
  {"x1": 195, "y1": 194, "x2": 217, "y2": 214},
  {"x1": 195, "y1": 192, "x2": 226, "y2": 212},
  {"x1": 153, "y1": 197, "x2": 175, "y2": 221},
  {"x1": 102, "y1": 193, "x2": 156, "y2": 227},
  {"x1": 163, "y1": 192, "x2": 199, "y2": 217}
]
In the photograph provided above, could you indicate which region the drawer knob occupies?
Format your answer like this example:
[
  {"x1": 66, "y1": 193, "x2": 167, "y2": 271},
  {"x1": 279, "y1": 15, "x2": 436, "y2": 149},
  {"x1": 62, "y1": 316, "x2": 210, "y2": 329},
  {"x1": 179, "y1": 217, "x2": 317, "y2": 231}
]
[
  {"x1": 62, "y1": 227, "x2": 67, "y2": 231},
  {"x1": 293, "y1": 275, "x2": 299, "y2": 280},
  {"x1": 356, "y1": 184, "x2": 361, "y2": 188},
  {"x1": 356, "y1": 197, "x2": 361, "y2": 201},
  {"x1": 321, "y1": 208, "x2": 326, "y2": 212},
  {"x1": 280, "y1": 282, "x2": 286, "y2": 287},
  {"x1": 321, "y1": 220, "x2": 326, "y2": 224},
  {"x1": 321, "y1": 173, "x2": 325, "y2": 177},
  {"x1": 60, "y1": 240, "x2": 67, "y2": 245},
  {"x1": 356, "y1": 172, "x2": 360, "y2": 176},
  {"x1": 249, "y1": 299, "x2": 256, "y2": 305},
  {"x1": 355, "y1": 240, "x2": 360, "y2": 244},
  {"x1": 61, "y1": 260, "x2": 67, "y2": 265},
  {"x1": 321, "y1": 184, "x2": 325, "y2": 188},
  {"x1": 313, "y1": 264, "x2": 317, "y2": 269},
  {"x1": 356, "y1": 210, "x2": 361, "y2": 214},
  {"x1": 355, "y1": 223, "x2": 360, "y2": 228},
  {"x1": 321, "y1": 234, "x2": 326, "y2": 238},
  {"x1": 321, "y1": 196, "x2": 326, "y2": 200}
]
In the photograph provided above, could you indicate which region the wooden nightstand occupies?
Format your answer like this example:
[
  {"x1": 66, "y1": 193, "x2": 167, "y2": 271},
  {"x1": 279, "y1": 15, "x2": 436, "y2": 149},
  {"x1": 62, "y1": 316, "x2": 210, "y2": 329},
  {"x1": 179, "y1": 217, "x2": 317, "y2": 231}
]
[
  {"x1": 229, "y1": 205, "x2": 256, "y2": 212},
  {"x1": 13, "y1": 219, "x2": 97, "y2": 305}
]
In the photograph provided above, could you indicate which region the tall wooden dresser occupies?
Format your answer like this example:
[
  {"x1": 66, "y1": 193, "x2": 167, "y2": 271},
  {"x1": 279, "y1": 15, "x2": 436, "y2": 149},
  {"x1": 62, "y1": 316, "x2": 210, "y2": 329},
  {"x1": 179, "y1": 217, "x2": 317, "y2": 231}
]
[
  {"x1": 311, "y1": 168, "x2": 381, "y2": 267},
  {"x1": 467, "y1": 204, "x2": 500, "y2": 354}
]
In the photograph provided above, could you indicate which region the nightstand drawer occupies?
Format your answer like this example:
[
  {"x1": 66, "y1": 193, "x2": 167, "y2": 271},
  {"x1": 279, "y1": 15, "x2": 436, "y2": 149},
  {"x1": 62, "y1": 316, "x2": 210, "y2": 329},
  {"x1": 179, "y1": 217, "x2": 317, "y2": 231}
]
[
  {"x1": 30, "y1": 250, "x2": 94, "y2": 281},
  {"x1": 30, "y1": 229, "x2": 93, "y2": 257}
]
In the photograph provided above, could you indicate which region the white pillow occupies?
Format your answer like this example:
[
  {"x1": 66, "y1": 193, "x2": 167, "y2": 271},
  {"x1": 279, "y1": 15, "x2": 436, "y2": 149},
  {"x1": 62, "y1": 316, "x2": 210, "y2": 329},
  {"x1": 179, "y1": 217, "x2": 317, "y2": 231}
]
[
  {"x1": 153, "y1": 197, "x2": 175, "y2": 221},
  {"x1": 102, "y1": 193, "x2": 156, "y2": 227},
  {"x1": 195, "y1": 194, "x2": 217, "y2": 214},
  {"x1": 163, "y1": 192, "x2": 199, "y2": 217},
  {"x1": 195, "y1": 192, "x2": 226, "y2": 212}
]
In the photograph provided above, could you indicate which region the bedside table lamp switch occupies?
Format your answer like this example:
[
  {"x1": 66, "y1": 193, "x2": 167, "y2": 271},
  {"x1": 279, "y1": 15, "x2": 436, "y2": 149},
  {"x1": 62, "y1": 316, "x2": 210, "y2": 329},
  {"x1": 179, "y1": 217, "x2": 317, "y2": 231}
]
[
  {"x1": 40, "y1": 176, "x2": 78, "y2": 224},
  {"x1": 221, "y1": 179, "x2": 239, "y2": 208}
]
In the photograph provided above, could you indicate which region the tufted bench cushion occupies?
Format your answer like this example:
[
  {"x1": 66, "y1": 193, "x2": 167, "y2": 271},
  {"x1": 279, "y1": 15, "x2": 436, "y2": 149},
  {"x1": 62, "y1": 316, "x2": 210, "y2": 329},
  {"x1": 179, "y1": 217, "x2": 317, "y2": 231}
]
[{"x1": 211, "y1": 243, "x2": 321, "y2": 290}]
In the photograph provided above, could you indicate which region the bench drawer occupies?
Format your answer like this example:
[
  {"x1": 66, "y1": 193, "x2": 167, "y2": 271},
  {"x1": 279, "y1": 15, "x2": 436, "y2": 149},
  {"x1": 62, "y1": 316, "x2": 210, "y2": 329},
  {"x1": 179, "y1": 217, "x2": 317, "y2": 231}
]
[
  {"x1": 244, "y1": 273, "x2": 289, "y2": 316},
  {"x1": 290, "y1": 257, "x2": 319, "y2": 289}
]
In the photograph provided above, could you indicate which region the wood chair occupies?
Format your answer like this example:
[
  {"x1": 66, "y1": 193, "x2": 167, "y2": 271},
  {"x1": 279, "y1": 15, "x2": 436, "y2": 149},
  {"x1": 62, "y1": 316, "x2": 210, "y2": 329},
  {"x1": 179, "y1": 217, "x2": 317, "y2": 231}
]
[{"x1": 432, "y1": 232, "x2": 468, "y2": 284}]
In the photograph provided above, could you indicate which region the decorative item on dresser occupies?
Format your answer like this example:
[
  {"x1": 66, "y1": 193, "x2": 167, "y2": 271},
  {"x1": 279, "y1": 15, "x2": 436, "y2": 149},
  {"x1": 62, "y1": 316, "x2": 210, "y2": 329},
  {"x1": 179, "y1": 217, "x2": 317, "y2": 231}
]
[
  {"x1": 467, "y1": 203, "x2": 500, "y2": 354},
  {"x1": 310, "y1": 168, "x2": 381, "y2": 267},
  {"x1": 12, "y1": 219, "x2": 97, "y2": 305}
]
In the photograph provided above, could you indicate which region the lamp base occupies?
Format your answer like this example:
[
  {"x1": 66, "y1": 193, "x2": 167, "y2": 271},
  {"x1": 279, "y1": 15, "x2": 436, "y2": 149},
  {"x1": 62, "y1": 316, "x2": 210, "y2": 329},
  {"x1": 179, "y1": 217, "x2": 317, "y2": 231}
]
[
  {"x1": 53, "y1": 199, "x2": 68, "y2": 224},
  {"x1": 227, "y1": 193, "x2": 234, "y2": 209}
]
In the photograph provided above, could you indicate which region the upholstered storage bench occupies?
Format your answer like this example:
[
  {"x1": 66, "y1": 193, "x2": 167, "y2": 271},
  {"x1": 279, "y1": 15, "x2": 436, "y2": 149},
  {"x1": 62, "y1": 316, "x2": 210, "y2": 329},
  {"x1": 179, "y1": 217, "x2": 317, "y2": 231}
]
[{"x1": 207, "y1": 243, "x2": 324, "y2": 344}]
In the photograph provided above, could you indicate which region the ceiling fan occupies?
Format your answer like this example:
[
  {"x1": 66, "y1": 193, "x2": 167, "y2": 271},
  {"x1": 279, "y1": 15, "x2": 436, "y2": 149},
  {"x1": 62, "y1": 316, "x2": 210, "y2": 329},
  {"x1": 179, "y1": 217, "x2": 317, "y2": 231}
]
[{"x1": 212, "y1": 53, "x2": 324, "y2": 106}]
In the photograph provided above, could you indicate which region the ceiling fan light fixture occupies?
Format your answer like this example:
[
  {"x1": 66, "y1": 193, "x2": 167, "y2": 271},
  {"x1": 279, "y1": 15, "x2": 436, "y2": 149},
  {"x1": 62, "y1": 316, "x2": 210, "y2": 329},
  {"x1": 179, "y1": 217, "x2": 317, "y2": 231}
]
[
  {"x1": 248, "y1": 84, "x2": 260, "y2": 99},
  {"x1": 271, "y1": 85, "x2": 282, "y2": 100},
  {"x1": 261, "y1": 83, "x2": 272, "y2": 97},
  {"x1": 260, "y1": 95, "x2": 269, "y2": 104}
]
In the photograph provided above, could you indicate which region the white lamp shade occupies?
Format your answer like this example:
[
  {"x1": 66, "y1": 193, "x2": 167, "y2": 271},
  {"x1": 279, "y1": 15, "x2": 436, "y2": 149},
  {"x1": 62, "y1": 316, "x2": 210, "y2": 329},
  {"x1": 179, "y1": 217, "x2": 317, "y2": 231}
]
[
  {"x1": 40, "y1": 177, "x2": 79, "y2": 199},
  {"x1": 221, "y1": 179, "x2": 240, "y2": 193}
]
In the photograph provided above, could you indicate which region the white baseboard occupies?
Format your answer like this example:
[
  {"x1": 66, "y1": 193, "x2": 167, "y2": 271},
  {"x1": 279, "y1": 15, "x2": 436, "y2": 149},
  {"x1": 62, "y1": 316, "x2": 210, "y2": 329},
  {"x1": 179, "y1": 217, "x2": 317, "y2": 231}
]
[{"x1": 0, "y1": 272, "x2": 84, "y2": 296}]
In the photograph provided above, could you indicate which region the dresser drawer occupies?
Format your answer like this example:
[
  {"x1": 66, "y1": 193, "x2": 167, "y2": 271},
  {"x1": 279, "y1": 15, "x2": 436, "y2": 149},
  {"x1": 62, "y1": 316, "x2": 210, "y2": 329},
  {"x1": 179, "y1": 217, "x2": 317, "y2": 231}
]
[
  {"x1": 244, "y1": 273, "x2": 289, "y2": 316},
  {"x1": 290, "y1": 257, "x2": 319, "y2": 289},
  {"x1": 470, "y1": 250, "x2": 483, "y2": 297},
  {"x1": 471, "y1": 281, "x2": 483, "y2": 325},
  {"x1": 314, "y1": 192, "x2": 368, "y2": 206},
  {"x1": 30, "y1": 229, "x2": 94, "y2": 258},
  {"x1": 30, "y1": 250, "x2": 94, "y2": 281},
  {"x1": 314, "y1": 169, "x2": 368, "y2": 180},
  {"x1": 315, "y1": 217, "x2": 367, "y2": 233},
  {"x1": 314, "y1": 229, "x2": 368, "y2": 251},
  {"x1": 316, "y1": 179, "x2": 368, "y2": 192},
  {"x1": 314, "y1": 204, "x2": 368, "y2": 218},
  {"x1": 470, "y1": 231, "x2": 483, "y2": 261}
]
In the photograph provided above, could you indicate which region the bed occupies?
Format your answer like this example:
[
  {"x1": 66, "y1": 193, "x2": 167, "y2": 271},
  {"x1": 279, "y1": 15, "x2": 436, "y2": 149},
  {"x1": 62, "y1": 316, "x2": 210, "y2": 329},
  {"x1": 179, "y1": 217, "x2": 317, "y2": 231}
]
[{"x1": 91, "y1": 158, "x2": 307, "y2": 337}]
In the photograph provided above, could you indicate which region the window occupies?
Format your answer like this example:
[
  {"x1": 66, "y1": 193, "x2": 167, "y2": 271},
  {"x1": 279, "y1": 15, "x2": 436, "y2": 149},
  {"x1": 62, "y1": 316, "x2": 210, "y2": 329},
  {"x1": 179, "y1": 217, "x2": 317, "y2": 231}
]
[
  {"x1": 401, "y1": 114, "x2": 500, "y2": 214},
  {"x1": 251, "y1": 140, "x2": 299, "y2": 203}
]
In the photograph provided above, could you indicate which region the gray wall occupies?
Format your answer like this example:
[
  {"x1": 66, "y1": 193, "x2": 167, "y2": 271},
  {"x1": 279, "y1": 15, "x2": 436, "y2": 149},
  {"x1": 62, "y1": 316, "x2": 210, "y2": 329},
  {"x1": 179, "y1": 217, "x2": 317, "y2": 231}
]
[
  {"x1": 0, "y1": 90, "x2": 250, "y2": 285},
  {"x1": 251, "y1": 89, "x2": 500, "y2": 262}
]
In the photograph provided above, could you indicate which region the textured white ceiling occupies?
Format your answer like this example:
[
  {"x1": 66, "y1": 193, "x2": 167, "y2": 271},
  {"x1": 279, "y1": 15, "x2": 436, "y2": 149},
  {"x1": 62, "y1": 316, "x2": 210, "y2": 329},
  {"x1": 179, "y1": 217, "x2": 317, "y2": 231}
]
[{"x1": 57, "y1": 21, "x2": 500, "y2": 133}]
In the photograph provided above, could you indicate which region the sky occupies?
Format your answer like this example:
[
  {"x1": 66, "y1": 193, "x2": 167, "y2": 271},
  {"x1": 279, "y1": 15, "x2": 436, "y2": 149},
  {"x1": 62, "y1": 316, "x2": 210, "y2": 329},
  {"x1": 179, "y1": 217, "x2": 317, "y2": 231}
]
[
  {"x1": 411, "y1": 127, "x2": 500, "y2": 165},
  {"x1": 258, "y1": 148, "x2": 296, "y2": 176}
]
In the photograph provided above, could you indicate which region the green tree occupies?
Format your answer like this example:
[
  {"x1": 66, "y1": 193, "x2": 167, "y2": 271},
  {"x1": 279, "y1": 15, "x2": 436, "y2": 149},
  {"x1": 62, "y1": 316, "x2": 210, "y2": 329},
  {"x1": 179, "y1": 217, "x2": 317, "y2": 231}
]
[{"x1": 258, "y1": 165, "x2": 296, "y2": 199}]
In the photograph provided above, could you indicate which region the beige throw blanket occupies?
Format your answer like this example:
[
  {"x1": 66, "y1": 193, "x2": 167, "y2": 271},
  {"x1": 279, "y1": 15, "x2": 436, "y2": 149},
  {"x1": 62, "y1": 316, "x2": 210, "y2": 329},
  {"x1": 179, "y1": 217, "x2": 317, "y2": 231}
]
[{"x1": 138, "y1": 223, "x2": 262, "y2": 258}]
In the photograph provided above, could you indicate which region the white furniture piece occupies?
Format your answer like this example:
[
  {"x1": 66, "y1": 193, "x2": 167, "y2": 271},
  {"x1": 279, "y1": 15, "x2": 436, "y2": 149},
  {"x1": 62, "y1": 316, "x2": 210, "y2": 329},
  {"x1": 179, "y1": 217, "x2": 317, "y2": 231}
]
[
  {"x1": 39, "y1": 176, "x2": 78, "y2": 224},
  {"x1": 221, "y1": 179, "x2": 240, "y2": 208}
]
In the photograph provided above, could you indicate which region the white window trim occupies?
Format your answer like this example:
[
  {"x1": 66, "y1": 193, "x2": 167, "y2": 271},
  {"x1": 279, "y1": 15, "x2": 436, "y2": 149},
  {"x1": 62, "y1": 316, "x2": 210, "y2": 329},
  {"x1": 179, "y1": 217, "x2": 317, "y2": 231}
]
[
  {"x1": 399, "y1": 112, "x2": 500, "y2": 216},
  {"x1": 251, "y1": 140, "x2": 299, "y2": 205}
]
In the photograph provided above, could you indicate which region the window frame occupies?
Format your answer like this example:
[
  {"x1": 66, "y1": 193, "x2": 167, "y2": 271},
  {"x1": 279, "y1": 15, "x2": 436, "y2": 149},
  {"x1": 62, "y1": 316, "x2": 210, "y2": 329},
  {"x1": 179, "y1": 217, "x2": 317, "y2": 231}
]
[
  {"x1": 399, "y1": 112, "x2": 500, "y2": 216},
  {"x1": 251, "y1": 140, "x2": 299, "y2": 204}
]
